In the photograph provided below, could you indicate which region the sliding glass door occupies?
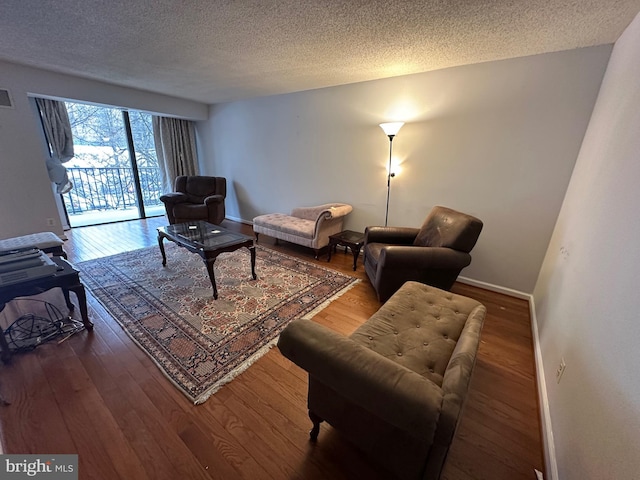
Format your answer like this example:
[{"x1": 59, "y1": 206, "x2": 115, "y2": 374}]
[
  {"x1": 62, "y1": 102, "x2": 163, "y2": 227},
  {"x1": 127, "y1": 110, "x2": 164, "y2": 218}
]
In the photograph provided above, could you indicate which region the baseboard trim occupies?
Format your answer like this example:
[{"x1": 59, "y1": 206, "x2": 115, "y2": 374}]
[
  {"x1": 529, "y1": 299, "x2": 558, "y2": 480},
  {"x1": 456, "y1": 276, "x2": 530, "y2": 299},
  {"x1": 225, "y1": 215, "x2": 253, "y2": 225}
]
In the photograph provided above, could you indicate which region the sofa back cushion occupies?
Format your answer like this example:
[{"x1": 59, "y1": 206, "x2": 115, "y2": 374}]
[
  {"x1": 175, "y1": 175, "x2": 226, "y2": 204},
  {"x1": 413, "y1": 206, "x2": 483, "y2": 252}
]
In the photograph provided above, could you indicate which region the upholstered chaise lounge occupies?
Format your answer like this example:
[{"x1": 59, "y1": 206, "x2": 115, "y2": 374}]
[
  {"x1": 253, "y1": 203, "x2": 352, "y2": 258},
  {"x1": 278, "y1": 281, "x2": 486, "y2": 480}
]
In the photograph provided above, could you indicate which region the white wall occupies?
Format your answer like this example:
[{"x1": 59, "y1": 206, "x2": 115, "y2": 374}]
[
  {"x1": 197, "y1": 47, "x2": 611, "y2": 292},
  {"x1": 0, "y1": 60, "x2": 207, "y2": 239},
  {"x1": 533, "y1": 12, "x2": 640, "y2": 480}
]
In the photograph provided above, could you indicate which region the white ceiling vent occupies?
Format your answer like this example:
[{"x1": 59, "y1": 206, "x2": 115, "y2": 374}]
[{"x1": 0, "y1": 88, "x2": 14, "y2": 109}]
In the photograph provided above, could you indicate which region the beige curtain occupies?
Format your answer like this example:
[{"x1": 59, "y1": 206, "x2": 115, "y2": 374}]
[
  {"x1": 152, "y1": 116, "x2": 199, "y2": 193},
  {"x1": 36, "y1": 97, "x2": 74, "y2": 194}
]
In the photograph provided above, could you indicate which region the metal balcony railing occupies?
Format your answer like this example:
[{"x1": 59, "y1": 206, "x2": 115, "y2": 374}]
[{"x1": 63, "y1": 167, "x2": 163, "y2": 215}]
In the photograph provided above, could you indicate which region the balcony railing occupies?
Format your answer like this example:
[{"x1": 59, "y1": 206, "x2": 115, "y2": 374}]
[{"x1": 63, "y1": 167, "x2": 163, "y2": 215}]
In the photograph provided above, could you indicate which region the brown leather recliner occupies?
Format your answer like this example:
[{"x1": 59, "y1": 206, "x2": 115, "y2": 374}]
[
  {"x1": 160, "y1": 175, "x2": 226, "y2": 225},
  {"x1": 364, "y1": 206, "x2": 483, "y2": 302}
]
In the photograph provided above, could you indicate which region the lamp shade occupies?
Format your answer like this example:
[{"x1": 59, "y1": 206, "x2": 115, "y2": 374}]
[{"x1": 379, "y1": 122, "x2": 404, "y2": 136}]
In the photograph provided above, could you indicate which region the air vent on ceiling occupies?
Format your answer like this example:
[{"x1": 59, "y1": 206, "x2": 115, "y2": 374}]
[{"x1": 0, "y1": 88, "x2": 14, "y2": 109}]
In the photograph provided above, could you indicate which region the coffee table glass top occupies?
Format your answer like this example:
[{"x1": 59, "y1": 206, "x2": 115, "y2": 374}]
[{"x1": 158, "y1": 221, "x2": 253, "y2": 250}]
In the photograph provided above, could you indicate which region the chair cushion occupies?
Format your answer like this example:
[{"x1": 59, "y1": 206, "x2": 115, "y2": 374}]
[
  {"x1": 178, "y1": 176, "x2": 222, "y2": 203},
  {"x1": 413, "y1": 206, "x2": 483, "y2": 252},
  {"x1": 173, "y1": 203, "x2": 208, "y2": 220}
]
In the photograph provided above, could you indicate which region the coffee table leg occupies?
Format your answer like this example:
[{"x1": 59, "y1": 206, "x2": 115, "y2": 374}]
[
  {"x1": 158, "y1": 233, "x2": 167, "y2": 266},
  {"x1": 205, "y1": 258, "x2": 219, "y2": 299},
  {"x1": 249, "y1": 246, "x2": 257, "y2": 280}
]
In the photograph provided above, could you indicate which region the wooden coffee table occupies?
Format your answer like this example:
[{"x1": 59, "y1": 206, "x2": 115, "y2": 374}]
[
  {"x1": 327, "y1": 230, "x2": 365, "y2": 271},
  {"x1": 157, "y1": 221, "x2": 257, "y2": 300}
]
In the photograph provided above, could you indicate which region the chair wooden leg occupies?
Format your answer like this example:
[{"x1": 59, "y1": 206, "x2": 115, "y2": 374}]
[{"x1": 309, "y1": 410, "x2": 323, "y2": 441}]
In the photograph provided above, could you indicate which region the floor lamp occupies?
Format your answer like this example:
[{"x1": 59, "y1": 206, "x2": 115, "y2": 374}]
[{"x1": 379, "y1": 122, "x2": 404, "y2": 226}]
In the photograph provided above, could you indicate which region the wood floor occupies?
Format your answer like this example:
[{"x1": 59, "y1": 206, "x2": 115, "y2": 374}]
[{"x1": 0, "y1": 217, "x2": 544, "y2": 479}]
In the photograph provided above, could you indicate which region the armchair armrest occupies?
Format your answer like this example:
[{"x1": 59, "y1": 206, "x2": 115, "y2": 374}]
[
  {"x1": 365, "y1": 226, "x2": 420, "y2": 245},
  {"x1": 159, "y1": 192, "x2": 188, "y2": 205},
  {"x1": 378, "y1": 246, "x2": 471, "y2": 269},
  {"x1": 204, "y1": 194, "x2": 225, "y2": 206},
  {"x1": 277, "y1": 319, "x2": 443, "y2": 439}
]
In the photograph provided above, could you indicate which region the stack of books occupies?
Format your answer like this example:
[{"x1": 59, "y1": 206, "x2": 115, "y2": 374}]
[{"x1": 0, "y1": 248, "x2": 58, "y2": 286}]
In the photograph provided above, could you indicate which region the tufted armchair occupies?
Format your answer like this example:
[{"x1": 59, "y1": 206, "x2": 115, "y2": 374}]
[
  {"x1": 364, "y1": 206, "x2": 483, "y2": 302},
  {"x1": 160, "y1": 175, "x2": 226, "y2": 225},
  {"x1": 278, "y1": 281, "x2": 487, "y2": 480},
  {"x1": 253, "y1": 203, "x2": 353, "y2": 258}
]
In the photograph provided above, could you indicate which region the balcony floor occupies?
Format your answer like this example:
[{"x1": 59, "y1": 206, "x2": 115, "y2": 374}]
[{"x1": 67, "y1": 204, "x2": 165, "y2": 227}]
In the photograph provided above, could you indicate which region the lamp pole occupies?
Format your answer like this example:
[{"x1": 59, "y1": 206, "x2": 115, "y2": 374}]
[
  {"x1": 379, "y1": 122, "x2": 404, "y2": 227},
  {"x1": 385, "y1": 134, "x2": 395, "y2": 227}
]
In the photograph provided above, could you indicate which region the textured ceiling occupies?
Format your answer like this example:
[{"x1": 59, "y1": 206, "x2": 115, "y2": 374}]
[{"x1": 1, "y1": 0, "x2": 639, "y2": 104}]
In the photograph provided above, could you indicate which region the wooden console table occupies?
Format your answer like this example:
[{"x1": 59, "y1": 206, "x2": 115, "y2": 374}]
[{"x1": 0, "y1": 256, "x2": 93, "y2": 362}]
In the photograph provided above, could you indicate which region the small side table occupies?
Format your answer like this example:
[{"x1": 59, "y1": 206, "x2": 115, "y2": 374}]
[
  {"x1": 327, "y1": 230, "x2": 365, "y2": 271},
  {"x1": 0, "y1": 256, "x2": 93, "y2": 363}
]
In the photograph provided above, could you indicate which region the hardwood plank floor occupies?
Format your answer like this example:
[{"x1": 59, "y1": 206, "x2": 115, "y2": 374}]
[{"x1": 0, "y1": 217, "x2": 544, "y2": 479}]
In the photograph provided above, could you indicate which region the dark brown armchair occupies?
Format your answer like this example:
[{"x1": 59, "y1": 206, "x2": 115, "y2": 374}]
[
  {"x1": 364, "y1": 206, "x2": 483, "y2": 302},
  {"x1": 160, "y1": 175, "x2": 226, "y2": 225}
]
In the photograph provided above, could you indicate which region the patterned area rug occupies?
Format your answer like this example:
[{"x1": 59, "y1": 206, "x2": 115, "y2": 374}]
[{"x1": 77, "y1": 244, "x2": 358, "y2": 404}]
